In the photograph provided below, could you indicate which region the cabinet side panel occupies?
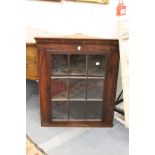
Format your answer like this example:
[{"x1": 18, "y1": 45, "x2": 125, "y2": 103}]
[
  {"x1": 38, "y1": 48, "x2": 51, "y2": 126},
  {"x1": 103, "y1": 49, "x2": 119, "y2": 125}
]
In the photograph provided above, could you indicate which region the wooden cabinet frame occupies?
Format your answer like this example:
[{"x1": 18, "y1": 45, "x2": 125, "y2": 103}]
[{"x1": 35, "y1": 38, "x2": 119, "y2": 127}]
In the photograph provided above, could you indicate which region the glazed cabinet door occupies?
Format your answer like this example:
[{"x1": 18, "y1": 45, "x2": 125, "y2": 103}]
[{"x1": 49, "y1": 53, "x2": 109, "y2": 126}]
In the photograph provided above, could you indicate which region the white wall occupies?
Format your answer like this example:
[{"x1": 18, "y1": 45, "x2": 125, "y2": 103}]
[{"x1": 26, "y1": 0, "x2": 122, "y2": 43}]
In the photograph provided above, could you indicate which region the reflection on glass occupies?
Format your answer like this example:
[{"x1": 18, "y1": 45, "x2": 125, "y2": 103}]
[
  {"x1": 69, "y1": 79, "x2": 86, "y2": 99},
  {"x1": 51, "y1": 79, "x2": 68, "y2": 100},
  {"x1": 87, "y1": 79, "x2": 104, "y2": 99},
  {"x1": 69, "y1": 101, "x2": 85, "y2": 120},
  {"x1": 86, "y1": 101, "x2": 102, "y2": 120},
  {"x1": 70, "y1": 55, "x2": 86, "y2": 76},
  {"x1": 52, "y1": 101, "x2": 68, "y2": 120},
  {"x1": 50, "y1": 54, "x2": 105, "y2": 122},
  {"x1": 51, "y1": 55, "x2": 68, "y2": 76},
  {"x1": 88, "y1": 55, "x2": 106, "y2": 76}
]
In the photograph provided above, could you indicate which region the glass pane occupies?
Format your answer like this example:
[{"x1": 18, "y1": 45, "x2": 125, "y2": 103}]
[
  {"x1": 87, "y1": 79, "x2": 104, "y2": 99},
  {"x1": 70, "y1": 55, "x2": 86, "y2": 76},
  {"x1": 51, "y1": 55, "x2": 68, "y2": 76},
  {"x1": 51, "y1": 79, "x2": 68, "y2": 100},
  {"x1": 52, "y1": 101, "x2": 68, "y2": 120},
  {"x1": 69, "y1": 79, "x2": 86, "y2": 99},
  {"x1": 88, "y1": 55, "x2": 106, "y2": 76},
  {"x1": 69, "y1": 101, "x2": 85, "y2": 120},
  {"x1": 86, "y1": 101, "x2": 102, "y2": 120}
]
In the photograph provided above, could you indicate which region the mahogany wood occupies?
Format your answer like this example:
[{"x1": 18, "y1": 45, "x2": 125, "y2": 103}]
[{"x1": 35, "y1": 37, "x2": 119, "y2": 127}]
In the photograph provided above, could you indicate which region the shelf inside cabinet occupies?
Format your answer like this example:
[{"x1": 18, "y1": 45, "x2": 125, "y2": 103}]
[
  {"x1": 51, "y1": 76, "x2": 105, "y2": 79},
  {"x1": 51, "y1": 99, "x2": 103, "y2": 101}
]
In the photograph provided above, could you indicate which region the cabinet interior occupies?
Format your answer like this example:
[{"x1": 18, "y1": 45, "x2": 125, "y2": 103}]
[{"x1": 51, "y1": 54, "x2": 106, "y2": 121}]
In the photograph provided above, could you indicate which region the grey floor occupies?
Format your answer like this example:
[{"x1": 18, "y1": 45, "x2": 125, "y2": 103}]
[{"x1": 26, "y1": 80, "x2": 129, "y2": 155}]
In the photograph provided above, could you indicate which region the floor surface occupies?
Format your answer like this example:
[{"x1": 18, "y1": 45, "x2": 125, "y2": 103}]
[{"x1": 26, "y1": 80, "x2": 129, "y2": 155}]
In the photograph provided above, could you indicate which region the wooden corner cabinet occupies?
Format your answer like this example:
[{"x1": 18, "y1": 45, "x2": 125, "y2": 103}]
[{"x1": 35, "y1": 37, "x2": 119, "y2": 127}]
